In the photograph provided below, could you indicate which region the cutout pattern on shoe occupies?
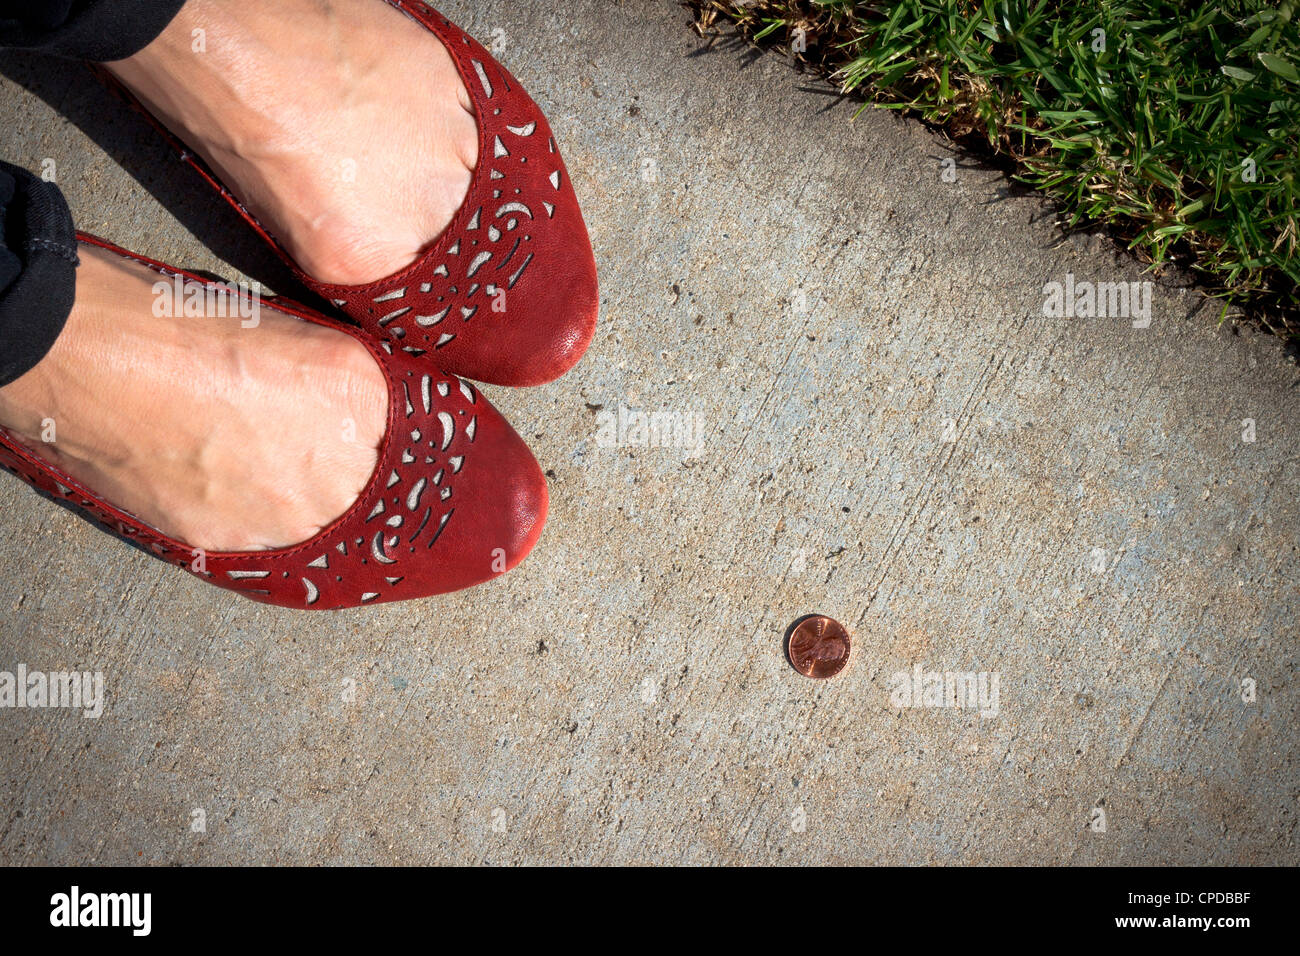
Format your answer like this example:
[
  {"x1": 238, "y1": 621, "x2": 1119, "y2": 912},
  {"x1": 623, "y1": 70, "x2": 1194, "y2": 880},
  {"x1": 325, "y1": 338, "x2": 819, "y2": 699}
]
[
  {"x1": 0, "y1": 234, "x2": 548, "y2": 610},
  {"x1": 92, "y1": 0, "x2": 598, "y2": 387}
]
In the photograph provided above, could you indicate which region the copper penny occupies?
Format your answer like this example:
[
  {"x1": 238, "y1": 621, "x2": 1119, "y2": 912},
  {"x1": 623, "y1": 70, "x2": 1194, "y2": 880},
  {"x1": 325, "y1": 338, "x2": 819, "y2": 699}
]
[{"x1": 786, "y1": 615, "x2": 851, "y2": 679}]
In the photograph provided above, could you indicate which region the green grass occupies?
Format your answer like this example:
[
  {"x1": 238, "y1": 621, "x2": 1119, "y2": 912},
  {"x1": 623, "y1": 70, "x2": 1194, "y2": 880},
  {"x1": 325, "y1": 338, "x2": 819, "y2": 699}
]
[{"x1": 690, "y1": 0, "x2": 1300, "y2": 337}]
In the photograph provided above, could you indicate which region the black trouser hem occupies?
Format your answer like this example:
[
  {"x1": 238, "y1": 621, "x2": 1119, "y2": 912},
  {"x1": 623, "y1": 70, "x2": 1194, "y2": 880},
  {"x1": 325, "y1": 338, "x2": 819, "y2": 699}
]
[
  {"x1": 0, "y1": 161, "x2": 78, "y2": 389},
  {"x1": 0, "y1": 0, "x2": 188, "y2": 62}
]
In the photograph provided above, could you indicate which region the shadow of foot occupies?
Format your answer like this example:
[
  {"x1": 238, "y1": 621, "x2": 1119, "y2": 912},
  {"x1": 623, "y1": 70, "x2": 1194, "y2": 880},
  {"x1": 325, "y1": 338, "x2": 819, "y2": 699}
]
[{"x1": 0, "y1": 50, "x2": 332, "y2": 312}]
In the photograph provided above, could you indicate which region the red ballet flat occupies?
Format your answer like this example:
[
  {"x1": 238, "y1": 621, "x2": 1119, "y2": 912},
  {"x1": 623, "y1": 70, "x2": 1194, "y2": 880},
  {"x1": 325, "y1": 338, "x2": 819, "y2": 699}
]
[
  {"x1": 0, "y1": 233, "x2": 548, "y2": 609},
  {"x1": 93, "y1": 0, "x2": 598, "y2": 387}
]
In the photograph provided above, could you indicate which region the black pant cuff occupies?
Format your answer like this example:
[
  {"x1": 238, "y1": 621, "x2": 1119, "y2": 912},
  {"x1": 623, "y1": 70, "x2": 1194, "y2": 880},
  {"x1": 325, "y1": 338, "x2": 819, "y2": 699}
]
[
  {"x1": 0, "y1": 161, "x2": 78, "y2": 389},
  {"x1": 0, "y1": 0, "x2": 188, "y2": 62}
]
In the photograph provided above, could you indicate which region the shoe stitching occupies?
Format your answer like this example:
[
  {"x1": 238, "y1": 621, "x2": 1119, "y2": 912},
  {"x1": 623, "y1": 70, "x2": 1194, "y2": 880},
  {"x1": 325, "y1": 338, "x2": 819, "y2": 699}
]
[{"x1": 26, "y1": 237, "x2": 80, "y2": 266}]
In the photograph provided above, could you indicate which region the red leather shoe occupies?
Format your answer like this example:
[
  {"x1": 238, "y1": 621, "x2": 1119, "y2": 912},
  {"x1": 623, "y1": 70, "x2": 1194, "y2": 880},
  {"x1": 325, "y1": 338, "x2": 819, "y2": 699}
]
[
  {"x1": 0, "y1": 233, "x2": 548, "y2": 610},
  {"x1": 94, "y1": 0, "x2": 597, "y2": 387}
]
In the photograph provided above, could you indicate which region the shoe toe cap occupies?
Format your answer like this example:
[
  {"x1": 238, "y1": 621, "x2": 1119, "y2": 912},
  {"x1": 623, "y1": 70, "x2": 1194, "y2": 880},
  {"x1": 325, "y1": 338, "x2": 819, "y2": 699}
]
[{"x1": 425, "y1": 402, "x2": 548, "y2": 592}]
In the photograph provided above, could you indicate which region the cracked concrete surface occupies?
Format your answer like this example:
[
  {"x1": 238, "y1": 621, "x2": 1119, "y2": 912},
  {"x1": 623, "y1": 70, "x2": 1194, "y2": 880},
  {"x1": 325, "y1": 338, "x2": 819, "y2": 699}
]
[{"x1": 0, "y1": 0, "x2": 1296, "y2": 864}]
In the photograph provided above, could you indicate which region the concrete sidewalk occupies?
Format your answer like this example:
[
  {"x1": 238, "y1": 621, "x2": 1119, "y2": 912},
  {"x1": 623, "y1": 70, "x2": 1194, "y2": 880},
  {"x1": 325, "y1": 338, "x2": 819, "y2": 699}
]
[{"x1": 0, "y1": 0, "x2": 1296, "y2": 865}]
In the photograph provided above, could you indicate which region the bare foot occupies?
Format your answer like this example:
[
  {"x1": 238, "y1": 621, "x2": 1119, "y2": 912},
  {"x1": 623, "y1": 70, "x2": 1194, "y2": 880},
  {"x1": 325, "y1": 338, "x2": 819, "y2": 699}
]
[
  {"x1": 107, "y1": 0, "x2": 478, "y2": 286},
  {"x1": 0, "y1": 244, "x2": 388, "y2": 551}
]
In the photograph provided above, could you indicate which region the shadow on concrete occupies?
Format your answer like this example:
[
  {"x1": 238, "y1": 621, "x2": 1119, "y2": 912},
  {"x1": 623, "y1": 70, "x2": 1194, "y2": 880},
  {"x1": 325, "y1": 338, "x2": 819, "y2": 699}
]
[{"x1": 0, "y1": 50, "x2": 329, "y2": 308}]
